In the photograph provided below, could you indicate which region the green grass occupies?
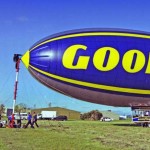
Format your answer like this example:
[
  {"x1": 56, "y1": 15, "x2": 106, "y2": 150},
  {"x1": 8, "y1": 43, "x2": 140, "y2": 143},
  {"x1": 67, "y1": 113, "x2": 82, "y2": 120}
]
[{"x1": 0, "y1": 120, "x2": 150, "y2": 150}]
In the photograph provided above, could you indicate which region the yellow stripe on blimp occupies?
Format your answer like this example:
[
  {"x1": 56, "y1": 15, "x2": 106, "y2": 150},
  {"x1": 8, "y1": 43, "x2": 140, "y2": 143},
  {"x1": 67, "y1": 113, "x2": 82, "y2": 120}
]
[
  {"x1": 29, "y1": 65, "x2": 150, "y2": 95},
  {"x1": 30, "y1": 32, "x2": 150, "y2": 51}
]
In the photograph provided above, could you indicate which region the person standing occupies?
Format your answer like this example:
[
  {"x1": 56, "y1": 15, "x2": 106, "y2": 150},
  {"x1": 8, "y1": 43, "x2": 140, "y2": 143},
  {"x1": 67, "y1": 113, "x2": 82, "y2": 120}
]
[
  {"x1": 25, "y1": 112, "x2": 34, "y2": 128},
  {"x1": 8, "y1": 114, "x2": 12, "y2": 127},
  {"x1": 8, "y1": 114, "x2": 15, "y2": 128},
  {"x1": 32, "y1": 112, "x2": 39, "y2": 127},
  {"x1": 16, "y1": 112, "x2": 22, "y2": 128}
]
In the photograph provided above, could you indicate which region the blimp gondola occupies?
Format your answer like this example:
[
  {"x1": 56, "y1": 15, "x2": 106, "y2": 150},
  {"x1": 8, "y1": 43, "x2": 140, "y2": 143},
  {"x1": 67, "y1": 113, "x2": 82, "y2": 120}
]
[{"x1": 21, "y1": 28, "x2": 150, "y2": 107}]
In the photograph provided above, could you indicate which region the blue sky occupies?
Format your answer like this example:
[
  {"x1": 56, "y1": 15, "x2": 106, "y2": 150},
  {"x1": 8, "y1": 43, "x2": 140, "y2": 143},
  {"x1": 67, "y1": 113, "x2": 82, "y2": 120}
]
[{"x1": 1, "y1": 0, "x2": 150, "y2": 114}]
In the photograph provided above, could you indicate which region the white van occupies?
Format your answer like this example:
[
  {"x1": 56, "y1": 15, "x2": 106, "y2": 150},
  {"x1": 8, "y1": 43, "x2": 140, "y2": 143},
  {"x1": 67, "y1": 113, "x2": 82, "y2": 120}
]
[
  {"x1": 14, "y1": 113, "x2": 28, "y2": 120},
  {"x1": 20, "y1": 113, "x2": 28, "y2": 120}
]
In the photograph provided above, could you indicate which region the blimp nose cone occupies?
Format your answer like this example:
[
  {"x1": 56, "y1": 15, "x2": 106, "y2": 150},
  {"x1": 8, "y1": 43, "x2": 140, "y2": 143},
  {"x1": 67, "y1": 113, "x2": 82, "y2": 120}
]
[{"x1": 21, "y1": 50, "x2": 29, "y2": 68}]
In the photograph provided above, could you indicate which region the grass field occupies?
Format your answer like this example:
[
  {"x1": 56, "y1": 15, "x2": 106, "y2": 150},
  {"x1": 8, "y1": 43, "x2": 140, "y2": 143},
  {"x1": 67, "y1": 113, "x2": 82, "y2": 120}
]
[{"x1": 0, "y1": 120, "x2": 150, "y2": 150}]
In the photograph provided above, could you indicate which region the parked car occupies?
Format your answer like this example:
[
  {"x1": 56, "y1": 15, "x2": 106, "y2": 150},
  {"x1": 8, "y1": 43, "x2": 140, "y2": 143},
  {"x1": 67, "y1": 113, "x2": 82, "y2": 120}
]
[
  {"x1": 100, "y1": 117, "x2": 113, "y2": 122},
  {"x1": 119, "y1": 115, "x2": 127, "y2": 120},
  {"x1": 37, "y1": 114, "x2": 42, "y2": 120},
  {"x1": 52, "y1": 115, "x2": 67, "y2": 121}
]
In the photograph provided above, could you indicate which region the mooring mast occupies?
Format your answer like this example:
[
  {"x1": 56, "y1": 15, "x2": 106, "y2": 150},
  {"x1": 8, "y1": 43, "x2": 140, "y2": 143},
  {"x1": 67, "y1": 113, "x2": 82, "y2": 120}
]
[{"x1": 13, "y1": 54, "x2": 22, "y2": 114}]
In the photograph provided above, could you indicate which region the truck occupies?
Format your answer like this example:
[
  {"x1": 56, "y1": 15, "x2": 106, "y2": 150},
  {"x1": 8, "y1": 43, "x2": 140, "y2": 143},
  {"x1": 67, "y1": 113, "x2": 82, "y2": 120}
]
[
  {"x1": 40, "y1": 111, "x2": 57, "y2": 120},
  {"x1": 131, "y1": 105, "x2": 150, "y2": 127}
]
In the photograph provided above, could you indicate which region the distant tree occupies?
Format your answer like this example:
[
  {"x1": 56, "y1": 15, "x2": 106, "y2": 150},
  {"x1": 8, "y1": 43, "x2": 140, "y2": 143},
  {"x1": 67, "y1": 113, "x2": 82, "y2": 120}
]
[
  {"x1": 15, "y1": 103, "x2": 27, "y2": 113},
  {"x1": 33, "y1": 104, "x2": 36, "y2": 109},
  {"x1": 48, "y1": 102, "x2": 51, "y2": 107},
  {"x1": 0, "y1": 104, "x2": 5, "y2": 114},
  {"x1": 15, "y1": 105, "x2": 20, "y2": 112},
  {"x1": 80, "y1": 110, "x2": 103, "y2": 120}
]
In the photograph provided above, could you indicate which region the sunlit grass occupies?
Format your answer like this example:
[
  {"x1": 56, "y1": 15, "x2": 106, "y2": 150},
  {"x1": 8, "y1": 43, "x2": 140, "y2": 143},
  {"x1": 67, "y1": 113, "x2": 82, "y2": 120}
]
[{"x1": 0, "y1": 120, "x2": 150, "y2": 150}]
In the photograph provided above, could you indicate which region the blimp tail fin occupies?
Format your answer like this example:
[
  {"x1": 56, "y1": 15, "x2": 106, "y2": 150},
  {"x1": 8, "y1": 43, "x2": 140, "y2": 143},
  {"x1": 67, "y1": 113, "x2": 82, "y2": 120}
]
[{"x1": 21, "y1": 50, "x2": 29, "y2": 68}]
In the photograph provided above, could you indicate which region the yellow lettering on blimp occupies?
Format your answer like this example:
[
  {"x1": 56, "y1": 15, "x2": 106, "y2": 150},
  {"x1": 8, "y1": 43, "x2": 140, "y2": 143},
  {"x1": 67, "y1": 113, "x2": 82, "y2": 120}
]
[
  {"x1": 145, "y1": 53, "x2": 150, "y2": 74},
  {"x1": 62, "y1": 45, "x2": 90, "y2": 69},
  {"x1": 122, "y1": 50, "x2": 146, "y2": 73},
  {"x1": 93, "y1": 47, "x2": 120, "y2": 71},
  {"x1": 63, "y1": 44, "x2": 150, "y2": 74}
]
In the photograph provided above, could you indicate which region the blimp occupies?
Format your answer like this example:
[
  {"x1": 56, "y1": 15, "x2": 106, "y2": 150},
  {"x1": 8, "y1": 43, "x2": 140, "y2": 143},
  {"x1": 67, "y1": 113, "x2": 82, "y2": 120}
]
[{"x1": 21, "y1": 28, "x2": 150, "y2": 107}]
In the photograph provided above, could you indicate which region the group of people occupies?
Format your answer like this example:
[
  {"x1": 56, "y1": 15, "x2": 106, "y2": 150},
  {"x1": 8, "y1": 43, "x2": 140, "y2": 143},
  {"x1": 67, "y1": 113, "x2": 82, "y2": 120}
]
[
  {"x1": 24, "y1": 112, "x2": 39, "y2": 128},
  {"x1": 8, "y1": 112, "x2": 39, "y2": 128}
]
